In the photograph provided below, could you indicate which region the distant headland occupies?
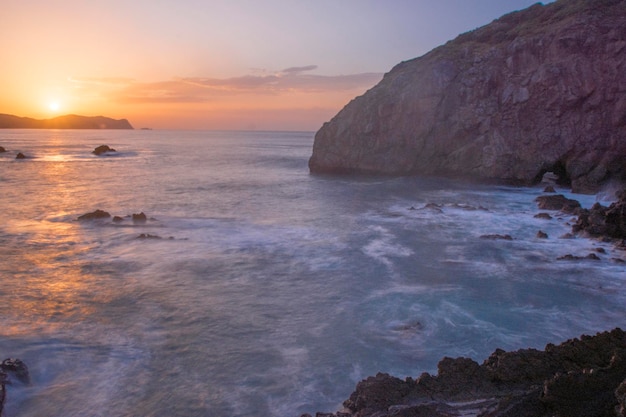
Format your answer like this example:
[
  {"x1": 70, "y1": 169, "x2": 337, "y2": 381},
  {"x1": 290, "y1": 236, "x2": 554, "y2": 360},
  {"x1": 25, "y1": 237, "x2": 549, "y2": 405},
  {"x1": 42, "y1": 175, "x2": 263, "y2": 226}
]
[{"x1": 0, "y1": 113, "x2": 133, "y2": 129}]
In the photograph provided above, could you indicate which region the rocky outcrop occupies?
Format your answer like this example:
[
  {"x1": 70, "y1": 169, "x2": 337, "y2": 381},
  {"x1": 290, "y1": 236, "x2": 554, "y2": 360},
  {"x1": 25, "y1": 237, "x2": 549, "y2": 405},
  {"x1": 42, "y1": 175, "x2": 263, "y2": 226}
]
[
  {"x1": 304, "y1": 329, "x2": 626, "y2": 417},
  {"x1": 309, "y1": 0, "x2": 626, "y2": 193},
  {"x1": 0, "y1": 113, "x2": 133, "y2": 129}
]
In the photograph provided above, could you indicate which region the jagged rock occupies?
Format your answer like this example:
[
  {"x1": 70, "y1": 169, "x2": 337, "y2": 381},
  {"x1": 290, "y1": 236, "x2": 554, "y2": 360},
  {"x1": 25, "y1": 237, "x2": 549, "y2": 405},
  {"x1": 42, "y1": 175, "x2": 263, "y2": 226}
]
[
  {"x1": 0, "y1": 146, "x2": 6, "y2": 153},
  {"x1": 15, "y1": 152, "x2": 26, "y2": 159},
  {"x1": 309, "y1": 0, "x2": 626, "y2": 193},
  {"x1": 77, "y1": 209, "x2": 111, "y2": 221},
  {"x1": 543, "y1": 186, "x2": 557, "y2": 193},
  {"x1": 480, "y1": 234, "x2": 513, "y2": 240},
  {"x1": 536, "y1": 230, "x2": 548, "y2": 238},
  {"x1": 573, "y1": 190, "x2": 626, "y2": 239},
  {"x1": 318, "y1": 329, "x2": 626, "y2": 417},
  {"x1": 92, "y1": 145, "x2": 116, "y2": 155},
  {"x1": 535, "y1": 194, "x2": 581, "y2": 213},
  {"x1": 534, "y1": 212, "x2": 553, "y2": 220}
]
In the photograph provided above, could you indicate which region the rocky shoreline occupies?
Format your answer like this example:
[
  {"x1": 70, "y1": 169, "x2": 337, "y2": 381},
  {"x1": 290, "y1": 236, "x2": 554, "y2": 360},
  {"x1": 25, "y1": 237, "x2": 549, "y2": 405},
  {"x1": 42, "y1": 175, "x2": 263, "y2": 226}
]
[
  {"x1": 302, "y1": 328, "x2": 626, "y2": 417},
  {"x1": 303, "y1": 189, "x2": 626, "y2": 417}
]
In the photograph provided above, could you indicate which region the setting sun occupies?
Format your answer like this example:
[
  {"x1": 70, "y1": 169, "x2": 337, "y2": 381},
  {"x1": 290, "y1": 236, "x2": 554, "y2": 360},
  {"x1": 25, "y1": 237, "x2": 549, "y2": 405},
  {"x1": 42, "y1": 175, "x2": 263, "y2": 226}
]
[{"x1": 48, "y1": 101, "x2": 60, "y2": 112}]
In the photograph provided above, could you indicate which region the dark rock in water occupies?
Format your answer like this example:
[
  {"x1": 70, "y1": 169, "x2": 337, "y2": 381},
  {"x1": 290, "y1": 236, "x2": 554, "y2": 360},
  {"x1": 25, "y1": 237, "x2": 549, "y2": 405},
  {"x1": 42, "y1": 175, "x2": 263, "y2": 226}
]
[
  {"x1": 573, "y1": 190, "x2": 626, "y2": 239},
  {"x1": 112, "y1": 216, "x2": 124, "y2": 222},
  {"x1": 543, "y1": 186, "x2": 557, "y2": 193},
  {"x1": 311, "y1": 329, "x2": 626, "y2": 417},
  {"x1": 92, "y1": 145, "x2": 116, "y2": 155},
  {"x1": 15, "y1": 152, "x2": 26, "y2": 159},
  {"x1": 0, "y1": 146, "x2": 6, "y2": 153},
  {"x1": 534, "y1": 212, "x2": 553, "y2": 220},
  {"x1": 132, "y1": 212, "x2": 147, "y2": 222},
  {"x1": 1, "y1": 358, "x2": 30, "y2": 415},
  {"x1": 535, "y1": 194, "x2": 581, "y2": 213},
  {"x1": 536, "y1": 230, "x2": 548, "y2": 239},
  {"x1": 309, "y1": 0, "x2": 626, "y2": 193},
  {"x1": 480, "y1": 234, "x2": 513, "y2": 240},
  {"x1": 1, "y1": 358, "x2": 30, "y2": 385},
  {"x1": 77, "y1": 209, "x2": 111, "y2": 221},
  {"x1": 560, "y1": 232, "x2": 575, "y2": 239}
]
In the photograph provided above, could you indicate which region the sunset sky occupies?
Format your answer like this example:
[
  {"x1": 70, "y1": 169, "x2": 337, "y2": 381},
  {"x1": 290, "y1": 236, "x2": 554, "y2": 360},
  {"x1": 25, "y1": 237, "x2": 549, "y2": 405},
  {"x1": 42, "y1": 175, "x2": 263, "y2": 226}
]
[{"x1": 2, "y1": 0, "x2": 553, "y2": 131}]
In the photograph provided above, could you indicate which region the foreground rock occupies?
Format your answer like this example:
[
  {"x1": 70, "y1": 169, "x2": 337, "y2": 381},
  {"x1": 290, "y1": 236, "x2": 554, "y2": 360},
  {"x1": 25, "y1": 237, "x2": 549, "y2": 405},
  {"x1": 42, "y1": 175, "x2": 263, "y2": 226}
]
[
  {"x1": 304, "y1": 329, "x2": 626, "y2": 417},
  {"x1": 1, "y1": 358, "x2": 29, "y2": 415},
  {"x1": 309, "y1": 0, "x2": 626, "y2": 193}
]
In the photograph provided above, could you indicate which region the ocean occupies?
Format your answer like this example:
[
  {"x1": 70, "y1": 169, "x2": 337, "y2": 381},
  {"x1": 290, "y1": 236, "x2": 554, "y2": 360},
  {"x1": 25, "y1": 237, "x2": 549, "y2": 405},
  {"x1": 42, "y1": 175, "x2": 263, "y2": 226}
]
[{"x1": 1, "y1": 129, "x2": 624, "y2": 417}]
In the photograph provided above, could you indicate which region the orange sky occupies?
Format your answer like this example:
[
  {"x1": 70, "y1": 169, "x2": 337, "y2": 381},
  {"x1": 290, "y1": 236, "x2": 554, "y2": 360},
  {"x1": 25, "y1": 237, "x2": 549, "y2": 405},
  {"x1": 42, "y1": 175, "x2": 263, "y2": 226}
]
[{"x1": 1, "y1": 0, "x2": 552, "y2": 131}]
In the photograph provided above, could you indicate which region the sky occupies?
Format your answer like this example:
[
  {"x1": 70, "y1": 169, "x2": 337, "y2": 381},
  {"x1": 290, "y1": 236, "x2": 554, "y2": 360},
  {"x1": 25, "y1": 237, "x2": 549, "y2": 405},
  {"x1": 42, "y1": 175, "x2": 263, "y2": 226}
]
[{"x1": 1, "y1": 0, "x2": 554, "y2": 131}]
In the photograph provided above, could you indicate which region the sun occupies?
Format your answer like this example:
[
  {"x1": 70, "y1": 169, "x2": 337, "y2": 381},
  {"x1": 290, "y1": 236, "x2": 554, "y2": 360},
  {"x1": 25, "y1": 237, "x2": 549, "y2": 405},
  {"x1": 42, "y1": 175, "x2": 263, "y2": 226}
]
[{"x1": 48, "y1": 101, "x2": 61, "y2": 112}]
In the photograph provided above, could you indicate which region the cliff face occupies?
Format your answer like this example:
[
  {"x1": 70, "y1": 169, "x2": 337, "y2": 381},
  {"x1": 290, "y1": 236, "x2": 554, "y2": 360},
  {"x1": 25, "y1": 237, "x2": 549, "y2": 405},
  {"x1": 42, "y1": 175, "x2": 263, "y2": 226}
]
[
  {"x1": 0, "y1": 114, "x2": 133, "y2": 129},
  {"x1": 309, "y1": 0, "x2": 626, "y2": 193}
]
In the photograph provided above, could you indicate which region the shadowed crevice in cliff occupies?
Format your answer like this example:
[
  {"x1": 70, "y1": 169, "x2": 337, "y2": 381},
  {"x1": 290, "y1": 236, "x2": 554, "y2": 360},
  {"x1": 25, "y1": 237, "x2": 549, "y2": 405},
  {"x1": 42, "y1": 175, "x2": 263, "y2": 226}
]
[{"x1": 309, "y1": 0, "x2": 626, "y2": 193}]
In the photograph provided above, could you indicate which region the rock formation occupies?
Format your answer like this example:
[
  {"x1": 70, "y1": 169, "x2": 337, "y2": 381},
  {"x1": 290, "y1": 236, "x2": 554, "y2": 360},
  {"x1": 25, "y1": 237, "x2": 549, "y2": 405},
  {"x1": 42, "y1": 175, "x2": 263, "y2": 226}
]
[
  {"x1": 309, "y1": 0, "x2": 626, "y2": 193},
  {"x1": 0, "y1": 113, "x2": 133, "y2": 129},
  {"x1": 303, "y1": 328, "x2": 626, "y2": 417}
]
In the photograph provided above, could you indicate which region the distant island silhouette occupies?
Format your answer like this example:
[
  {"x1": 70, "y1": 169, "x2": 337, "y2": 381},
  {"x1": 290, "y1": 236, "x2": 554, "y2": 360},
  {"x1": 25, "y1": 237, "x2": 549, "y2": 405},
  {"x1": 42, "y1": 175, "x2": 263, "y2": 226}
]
[{"x1": 0, "y1": 113, "x2": 133, "y2": 129}]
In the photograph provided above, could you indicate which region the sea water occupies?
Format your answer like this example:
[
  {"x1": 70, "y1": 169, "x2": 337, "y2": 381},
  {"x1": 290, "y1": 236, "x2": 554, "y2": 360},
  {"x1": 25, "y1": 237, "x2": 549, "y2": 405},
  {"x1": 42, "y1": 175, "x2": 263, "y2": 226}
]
[{"x1": 0, "y1": 129, "x2": 624, "y2": 417}]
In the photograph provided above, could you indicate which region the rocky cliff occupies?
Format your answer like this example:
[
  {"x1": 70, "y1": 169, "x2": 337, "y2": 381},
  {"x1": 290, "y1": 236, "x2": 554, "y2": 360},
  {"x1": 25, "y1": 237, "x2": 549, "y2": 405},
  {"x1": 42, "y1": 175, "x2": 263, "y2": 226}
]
[
  {"x1": 309, "y1": 0, "x2": 626, "y2": 193},
  {"x1": 0, "y1": 113, "x2": 133, "y2": 129}
]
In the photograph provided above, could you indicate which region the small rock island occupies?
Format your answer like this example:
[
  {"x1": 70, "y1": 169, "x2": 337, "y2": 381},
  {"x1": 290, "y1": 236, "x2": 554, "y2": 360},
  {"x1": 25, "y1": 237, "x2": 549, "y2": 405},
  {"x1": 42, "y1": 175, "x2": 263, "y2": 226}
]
[
  {"x1": 309, "y1": 0, "x2": 626, "y2": 194},
  {"x1": 0, "y1": 113, "x2": 133, "y2": 129}
]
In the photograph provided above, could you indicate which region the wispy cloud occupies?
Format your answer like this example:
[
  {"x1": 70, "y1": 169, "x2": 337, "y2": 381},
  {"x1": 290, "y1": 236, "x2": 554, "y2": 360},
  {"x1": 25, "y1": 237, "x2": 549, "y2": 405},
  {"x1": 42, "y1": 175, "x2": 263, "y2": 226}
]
[{"x1": 69, "y1": 66, "x2": 382, "y2": 104}]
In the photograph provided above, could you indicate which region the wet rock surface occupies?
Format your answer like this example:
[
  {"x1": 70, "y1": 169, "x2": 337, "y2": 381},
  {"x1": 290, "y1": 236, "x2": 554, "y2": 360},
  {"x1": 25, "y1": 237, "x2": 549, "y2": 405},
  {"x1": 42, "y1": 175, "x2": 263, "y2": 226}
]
[{"x1": 305, "y1": 329, "x2": 626, "y2": 417}]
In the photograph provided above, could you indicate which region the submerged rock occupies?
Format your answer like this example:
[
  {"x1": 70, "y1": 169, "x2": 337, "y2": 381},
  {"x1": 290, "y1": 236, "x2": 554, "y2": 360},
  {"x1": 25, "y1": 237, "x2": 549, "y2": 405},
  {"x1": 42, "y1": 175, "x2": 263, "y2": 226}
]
[
  {"x1": 309, "y1": 329, "x2": 626, "y2": 417},
  {"x1": 480, "y1": 234, "x2": 513, "y2": 240},
  {"x1": 15, "y1": 152, "x2": 26, "y2": 159},
  {"x1": 309, "y1": 0, "x2": 626, "y2": 193}
]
